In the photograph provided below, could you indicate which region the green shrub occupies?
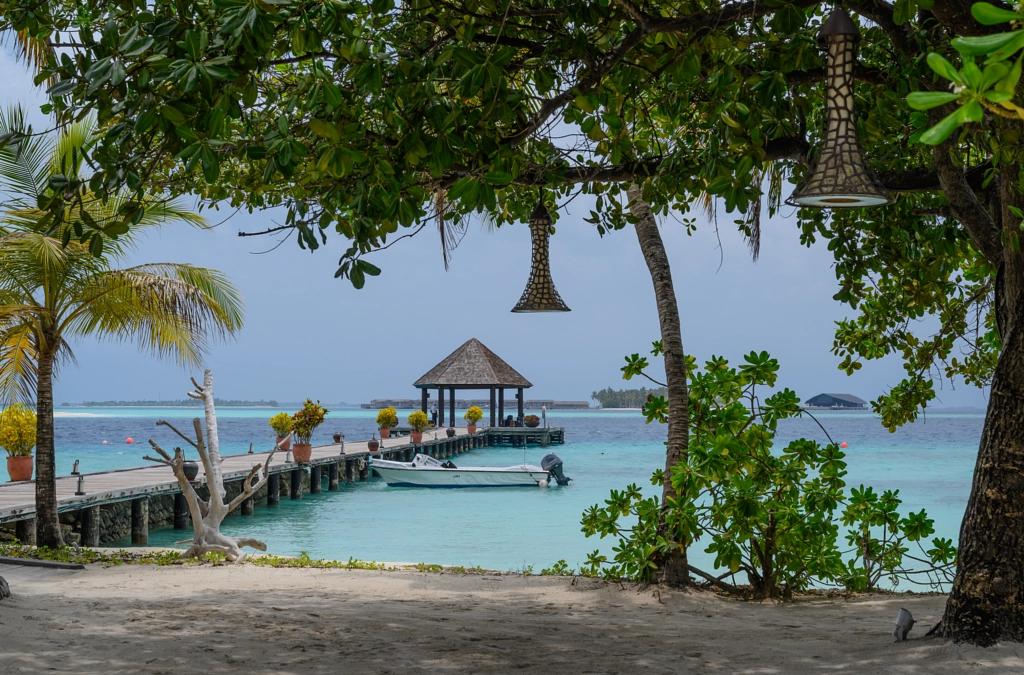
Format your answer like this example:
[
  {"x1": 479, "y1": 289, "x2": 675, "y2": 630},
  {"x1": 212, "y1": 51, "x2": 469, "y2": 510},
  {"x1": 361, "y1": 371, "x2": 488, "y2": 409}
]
[{"x1": 580, "y1": 347, "x2": 957, "y2": 598}]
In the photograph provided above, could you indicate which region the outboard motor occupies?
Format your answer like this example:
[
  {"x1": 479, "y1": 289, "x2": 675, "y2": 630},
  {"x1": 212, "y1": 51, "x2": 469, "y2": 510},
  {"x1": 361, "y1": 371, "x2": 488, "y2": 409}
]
[{"x1": 541, "y1": 453, "x2": 571, "y2": 486}]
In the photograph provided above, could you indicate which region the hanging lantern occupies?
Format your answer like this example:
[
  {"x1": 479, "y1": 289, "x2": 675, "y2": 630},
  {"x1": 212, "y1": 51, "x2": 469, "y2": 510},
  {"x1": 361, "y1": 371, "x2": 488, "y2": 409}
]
[
  {"x1": 787, "y1": 7, "x2": 891, "y2": 208},
  {"x1": 511, "y1": 202, "x2": 570, "y2": 313}
]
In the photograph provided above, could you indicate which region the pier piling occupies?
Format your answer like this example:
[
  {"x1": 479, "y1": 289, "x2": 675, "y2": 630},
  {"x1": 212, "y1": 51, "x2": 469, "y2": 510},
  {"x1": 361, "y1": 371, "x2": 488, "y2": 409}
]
[
  {"x1": 268, "y1": 473, "x2": 280, "y2": 506},
  {"x1": 358, "y1": 460, "x2": 369, "y2": 481},
  {"x1": 173, "y1": 493, "x2": 189, "y2": 529},
  {"x1": 290, "y1": 469, "x2": 303, "y2": 500},
  {"x1": 15, "y1": 518, "x2": 34, "y2": 545},
  {"x1": 328, "y1": 463, "x2": 339, "y2": 491},
  {"x1": 82, "y1": 505, "x2": 100, "y2": 546},
  {"x1": 241, "y1": 496, "x2": 254, "y2": 516},
  {"x1": 345, "y1": 460, "x2": 356, "y2": 484},
  {"x1": 310, "y1": 465, "x2": 322, "y2": 494},
  {"x1": 131, "y1": 497, "x2": 149, "y2": 546}
]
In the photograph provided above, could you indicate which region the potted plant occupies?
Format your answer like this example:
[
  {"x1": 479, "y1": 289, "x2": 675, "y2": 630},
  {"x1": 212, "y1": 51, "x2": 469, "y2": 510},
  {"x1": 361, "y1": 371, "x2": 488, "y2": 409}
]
[
  {"x1": 407, "y1": 411, "x2": 430, "y2": 444},
  {"x1": 524, "y1": 414, "x2": 540, "y2": 428},
  {"x1": 268, "y1": 412, "x2": 293, "y2": 452},
  {"x1": 464, "y1": 405, "x2": 483, "y2": 434},
  {"x1": 291, "y1": 399, "x2": 329, "y2": 463},
  {"x1": 0, "y1": 403, "x2": 36, "y2": 482},
  {"x1": 376, "y1": 407, "x2": 398, "y2": 438}
]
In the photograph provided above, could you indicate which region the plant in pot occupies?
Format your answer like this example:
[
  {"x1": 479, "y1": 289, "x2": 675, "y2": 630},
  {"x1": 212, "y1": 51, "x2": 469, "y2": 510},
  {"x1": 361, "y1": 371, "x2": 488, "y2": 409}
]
[
  {"x1": 291, "y1": 399, "x2": 329, "y2": 463},
  {"x1": 408, "y1": 411, "x2": 430, "y2": 444},
  {"x1": 269, "y1": 412, "x2": 293, "y2": 453},
  {"x1": 0, "y1": 403, "x2": 36, "y2": 482},
  {"x1": 464, "y1": 406, "x2": 483, "y2": 434},
  {"x1": 524, "y1": 414, "x2": 540, "y2": 428},
  {"x1": 376, "y1": 407, "x2": 398, "y2": 439}
]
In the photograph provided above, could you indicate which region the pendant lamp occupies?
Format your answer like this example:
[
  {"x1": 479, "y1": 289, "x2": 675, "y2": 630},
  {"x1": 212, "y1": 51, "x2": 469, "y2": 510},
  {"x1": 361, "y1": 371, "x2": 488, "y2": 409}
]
[
  {"x1": 787, "y1": 7, "x2": 891, "y2": 208},
  {"x1": 511, "y1": 202, "x2": 570, "y2": 313}
]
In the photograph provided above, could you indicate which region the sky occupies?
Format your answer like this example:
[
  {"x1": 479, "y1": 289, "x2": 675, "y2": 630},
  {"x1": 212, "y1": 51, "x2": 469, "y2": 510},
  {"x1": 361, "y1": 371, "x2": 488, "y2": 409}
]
[{"x1": 1, "y1": 48, "x2": 990, "y2": 409}]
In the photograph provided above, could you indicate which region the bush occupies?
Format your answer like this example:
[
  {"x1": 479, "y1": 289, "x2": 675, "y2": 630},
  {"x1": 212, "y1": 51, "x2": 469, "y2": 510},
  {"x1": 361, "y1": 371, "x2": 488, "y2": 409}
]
[
  {"x1": 464, "y1": 405, "x2": 483, "y2": 424},
  {"x1": 268, "y1": 412, "x2": 293, "y2": 438},
  {"x1": 376, "y1": 407, "x2": 398, "y2": 428},
  {"x1": 0, "y1": 404, "x2": 36, "y2": 457},
  {"x1": 408, "y1": 410, "x2": 431, "y2": 432},
  {"x1": 580, "y1": 348, "x2": 956, "y2": 598},
  {"x1": 291, "y1": 399, "x2": 329, "y2": 444}
]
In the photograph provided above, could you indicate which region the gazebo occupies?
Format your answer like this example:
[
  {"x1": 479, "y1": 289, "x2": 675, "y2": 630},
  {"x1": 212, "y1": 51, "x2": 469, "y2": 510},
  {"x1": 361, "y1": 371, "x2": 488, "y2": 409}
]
[{"x1": 414, "y1": 338, "x2": 532, "y2": 428}]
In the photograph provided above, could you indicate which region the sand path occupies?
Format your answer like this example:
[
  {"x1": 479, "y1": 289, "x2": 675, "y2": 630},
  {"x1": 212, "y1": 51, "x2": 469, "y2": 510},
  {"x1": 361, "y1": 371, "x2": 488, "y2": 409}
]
[{"x1": 0, "y1": 563, "x2": 1021, "y2": 674}]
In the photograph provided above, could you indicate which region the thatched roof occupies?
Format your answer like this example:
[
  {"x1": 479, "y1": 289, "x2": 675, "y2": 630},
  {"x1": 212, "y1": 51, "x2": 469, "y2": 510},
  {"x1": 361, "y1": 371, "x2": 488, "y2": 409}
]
[{"x1": 414, "y1": 339, "x2": 532, "y2": 389}]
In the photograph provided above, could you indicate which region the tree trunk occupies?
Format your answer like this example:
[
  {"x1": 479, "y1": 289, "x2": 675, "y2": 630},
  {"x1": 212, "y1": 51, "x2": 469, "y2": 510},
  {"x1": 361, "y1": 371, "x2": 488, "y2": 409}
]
[
  {"x1": 935, "y1": 168, "x2": 1024, "y2": 645},
  {"x1": 627, "y1": 183, "x2": 690, "y2": 586},
  {"x1": 33, "y1": 346, "x2": 63, "y2": 549}
]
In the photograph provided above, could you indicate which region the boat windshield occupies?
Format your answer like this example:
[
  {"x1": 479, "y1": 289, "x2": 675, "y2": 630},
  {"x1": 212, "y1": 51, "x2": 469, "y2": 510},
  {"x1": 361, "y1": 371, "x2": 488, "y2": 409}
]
[{"x1": 411, "y1": 454, "x2": 443, "y2": 468}]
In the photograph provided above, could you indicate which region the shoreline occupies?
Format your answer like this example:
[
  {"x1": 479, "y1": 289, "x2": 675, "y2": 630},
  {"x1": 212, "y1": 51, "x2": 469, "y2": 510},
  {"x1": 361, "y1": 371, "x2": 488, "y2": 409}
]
[{"x1": 1, "y1": 562, "x2": 1018, "y2": 673}]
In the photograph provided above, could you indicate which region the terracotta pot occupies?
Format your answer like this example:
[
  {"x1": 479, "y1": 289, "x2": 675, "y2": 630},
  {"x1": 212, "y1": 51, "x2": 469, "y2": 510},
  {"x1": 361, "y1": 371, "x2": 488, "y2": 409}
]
[
  {"x1": 368, "y1": 436, "x2": 380, "y2": 453},
  {"x1": 182, "y1": 460, "x2": 200, "y2": 482},
  {"x1": 6, "y1": 455, "x2": 32, "y2": 482},
  {"x1": 524, "y1": 419, "x2": 540, "y2": 428},
  {"x1": 410, "y1": 431, "x2": 423, "y2": 444},
  {"x1": 292, "y1": 443, "x2": 312, "y2": 463},
  {"x1": 467, "y1": 423, "x2": 477, "y2": 434},
  {"x1": 276, "y1": 436, "x2": 292, "y2": 452},
  {"x1": 379, "y1": 428, "x2": 391, "y2": 439}
]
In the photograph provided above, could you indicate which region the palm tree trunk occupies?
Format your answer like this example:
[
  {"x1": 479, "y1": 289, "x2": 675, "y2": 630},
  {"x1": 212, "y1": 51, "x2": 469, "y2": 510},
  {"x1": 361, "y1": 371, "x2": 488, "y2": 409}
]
[
  {"x1": 34, "y1": 346, "x2": 62, "y2": 548},
  {"x1": 627, "y1": 184, "x2": 690, "y2": 586}
]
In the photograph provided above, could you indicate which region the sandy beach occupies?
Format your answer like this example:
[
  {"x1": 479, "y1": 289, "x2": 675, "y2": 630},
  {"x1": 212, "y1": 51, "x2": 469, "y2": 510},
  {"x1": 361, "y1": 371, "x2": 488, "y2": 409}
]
[{"x1": 1, "y1": 562, "x2": 1021, "y2": 674}]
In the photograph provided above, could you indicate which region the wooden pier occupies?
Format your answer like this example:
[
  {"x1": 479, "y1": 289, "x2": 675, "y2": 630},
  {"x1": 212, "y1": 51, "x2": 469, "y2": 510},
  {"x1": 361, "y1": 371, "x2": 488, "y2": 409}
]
[{"x1": 0, "y1": 426, "x2": 564, "y2": 545}]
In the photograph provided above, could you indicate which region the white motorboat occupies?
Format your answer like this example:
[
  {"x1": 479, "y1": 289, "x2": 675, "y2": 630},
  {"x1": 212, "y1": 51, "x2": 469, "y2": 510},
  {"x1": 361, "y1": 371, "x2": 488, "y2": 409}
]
[{"x1": 371, "y1": 453, "x2": 570, "y2": 488}]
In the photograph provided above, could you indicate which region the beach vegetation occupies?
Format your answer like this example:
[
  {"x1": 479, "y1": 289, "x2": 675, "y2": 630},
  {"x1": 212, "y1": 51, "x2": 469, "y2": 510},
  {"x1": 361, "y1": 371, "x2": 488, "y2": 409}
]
[
  {"x1": 415, "y1": 562, "x2": 444, "y2": 573},
  {"x1": 291, "y1": 399, "x2": 328, "y2": 444},
  {"x1": 541, "y1": 560, "x2": 574, "y2": 576},
  {"x1": 268, "y1": 412, "x2": 294, "y2": 438},
  {"x1": 375, "y1": 407, "x2": 398, "y2": 429},
  {"x1": 463, "y1": 406, "x2": 483, "y2": 424},
  {"x1": 407, "y1": 411, "x2": 431, "y2": 432},
  {"x1": 582, "y1": 351, "x2": 957, "y2": 599},
  {"x1": 0, "y1": 403, "x2": 36, "y2": 457}
]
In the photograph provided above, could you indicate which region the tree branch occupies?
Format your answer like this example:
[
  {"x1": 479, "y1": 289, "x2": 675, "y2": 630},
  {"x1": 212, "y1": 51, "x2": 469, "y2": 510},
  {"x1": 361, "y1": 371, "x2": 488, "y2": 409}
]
[{"x1": 156, "y1": 419, "x2": 199, "y2": 449}]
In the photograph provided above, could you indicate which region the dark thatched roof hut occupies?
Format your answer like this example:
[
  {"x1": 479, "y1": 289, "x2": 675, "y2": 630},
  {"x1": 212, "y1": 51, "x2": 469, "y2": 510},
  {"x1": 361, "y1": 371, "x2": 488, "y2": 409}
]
[{"x1": 414, "y1": 338, "x2": 532, "y2": 427}]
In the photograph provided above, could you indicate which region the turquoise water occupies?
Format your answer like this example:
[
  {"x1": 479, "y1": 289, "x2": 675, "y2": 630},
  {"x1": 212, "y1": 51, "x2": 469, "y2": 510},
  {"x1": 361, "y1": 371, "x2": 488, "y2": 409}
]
[{"x1": 10, "y1": 407, "x2": 982, "y2": 574}]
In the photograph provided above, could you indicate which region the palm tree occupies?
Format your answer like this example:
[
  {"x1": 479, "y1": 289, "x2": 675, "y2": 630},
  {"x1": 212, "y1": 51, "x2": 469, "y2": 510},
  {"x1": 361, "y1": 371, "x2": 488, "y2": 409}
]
[{"x1": 0, "y1": 109, "x2": 244, "y2": 548}]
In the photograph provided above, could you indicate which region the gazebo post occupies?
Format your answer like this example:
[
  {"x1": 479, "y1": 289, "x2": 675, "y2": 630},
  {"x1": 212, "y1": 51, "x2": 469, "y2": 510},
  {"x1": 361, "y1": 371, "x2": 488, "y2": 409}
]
[
  {"x1": 421, "y1": 389, "x2": 428, "y2": 414},
  {"x1": 450, "y1": 387, "x2": 456, "y2": 430},
  {"x1": 438, "y1": 387, "x2": 445, "y2": 427},
  {"x1": 490, "y1": 388, "x2": 497, "y2": 427},
  {"x1": 498, "y1": 388, "x2": 505, "y2": 426},
  {"x1": 518, "y1": 387, "x2": 524, "y2": 422}
]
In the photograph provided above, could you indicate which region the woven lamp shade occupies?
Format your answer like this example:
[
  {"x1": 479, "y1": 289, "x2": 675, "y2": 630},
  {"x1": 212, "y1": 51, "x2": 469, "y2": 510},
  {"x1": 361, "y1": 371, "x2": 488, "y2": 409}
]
[
  {"x1": 511, "y1": 202, "x2": 570, "y2": 313},
  {"x1": 787, "y1": 8, "x2": 891, "y2": 209}
]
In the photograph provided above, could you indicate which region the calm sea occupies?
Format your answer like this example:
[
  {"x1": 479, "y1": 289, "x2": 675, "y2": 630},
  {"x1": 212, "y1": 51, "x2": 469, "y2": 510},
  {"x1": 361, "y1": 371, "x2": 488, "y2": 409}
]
[{"x1": 8, "y1": 407, "x2": 982, "y2": 575}]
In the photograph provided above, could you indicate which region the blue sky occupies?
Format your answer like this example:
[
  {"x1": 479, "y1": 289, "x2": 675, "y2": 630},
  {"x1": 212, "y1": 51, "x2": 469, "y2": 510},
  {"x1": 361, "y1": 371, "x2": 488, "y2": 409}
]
[{"x1": 1, "y1": 48, "x2": 989, "y2": 410}]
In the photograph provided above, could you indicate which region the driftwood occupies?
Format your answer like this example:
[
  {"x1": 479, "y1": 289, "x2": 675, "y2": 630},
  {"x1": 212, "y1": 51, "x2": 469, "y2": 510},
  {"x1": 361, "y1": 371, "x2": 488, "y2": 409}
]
[{"x1": 144, "y1": 370, "x2": 279, "y2": 562}]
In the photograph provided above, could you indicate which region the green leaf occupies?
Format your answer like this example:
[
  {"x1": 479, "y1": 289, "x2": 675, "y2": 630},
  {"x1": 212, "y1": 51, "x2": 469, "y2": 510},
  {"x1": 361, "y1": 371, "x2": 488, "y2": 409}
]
[
  {"x1": 88, "y1": 232, "x2": 104, "y2": 257},
  {"x1": 926, "y1": 53, "x2": 964, "y2": 83},
  {"x1": 47, "y1": 79, "x2": 77, "y2": 96},
  {"x1": 971, "y1": 2, "x2": 1024, "y2": 25},
  {"x1": 906, "y1": 92, "x2": 962, "y2": 111},
  {"x1": 484, "y1": 171, "x2": 512, "y2": 185},
  {"x1": 996, "y1": 55, "x2": 1024, "y2": 92},
  {"x1": 919, "y1": 107, "x2": 964, "y2": 145},
  {"x1": 309, "y1": 119, "x2": 340, "y2": 142},
  {"x1": 952, "y1": 30, "x2": 1024, "y2": 57}
]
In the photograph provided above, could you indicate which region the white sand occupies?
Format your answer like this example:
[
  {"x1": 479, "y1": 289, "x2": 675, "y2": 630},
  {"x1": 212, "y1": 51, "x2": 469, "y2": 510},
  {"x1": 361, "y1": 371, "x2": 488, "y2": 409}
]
[{"x1": 1, "y1": 563, "x2": 1021, "y2": 673}]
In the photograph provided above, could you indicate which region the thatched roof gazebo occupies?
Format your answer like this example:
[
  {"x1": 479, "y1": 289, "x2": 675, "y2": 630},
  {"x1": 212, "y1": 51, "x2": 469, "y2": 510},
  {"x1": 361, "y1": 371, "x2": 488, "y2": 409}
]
[{"x1": 414, "y1": 338, "x2": 532, "y2": 427}]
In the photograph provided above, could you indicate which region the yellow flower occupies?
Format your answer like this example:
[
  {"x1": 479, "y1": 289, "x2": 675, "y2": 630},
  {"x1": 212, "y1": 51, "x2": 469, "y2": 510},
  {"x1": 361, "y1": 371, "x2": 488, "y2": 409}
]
[{"x1": 0, "y1": 404, "x2": 37, "y2": 457}]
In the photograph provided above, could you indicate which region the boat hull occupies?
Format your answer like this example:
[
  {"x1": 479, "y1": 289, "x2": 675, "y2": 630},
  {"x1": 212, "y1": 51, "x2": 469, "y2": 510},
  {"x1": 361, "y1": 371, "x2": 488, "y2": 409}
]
[{"x1": 372, "y1": 458, "x2": 549, "y2": 488}]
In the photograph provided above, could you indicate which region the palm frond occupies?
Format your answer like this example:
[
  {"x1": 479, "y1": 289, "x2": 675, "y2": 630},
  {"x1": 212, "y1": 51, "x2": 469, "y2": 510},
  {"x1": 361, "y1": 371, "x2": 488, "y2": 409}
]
[
  {"x1": 51, "y1": 117, "x2": 96, "y2": 179},
  {"x1": 64, "y1": 263, "x2": 244, "y2": 367},
  {"x1": 0, "y1": 322, "x2": 38, "y2": 405},
  {"x1": 0, "y1": 104, "x2": 55, "y2": 206}
]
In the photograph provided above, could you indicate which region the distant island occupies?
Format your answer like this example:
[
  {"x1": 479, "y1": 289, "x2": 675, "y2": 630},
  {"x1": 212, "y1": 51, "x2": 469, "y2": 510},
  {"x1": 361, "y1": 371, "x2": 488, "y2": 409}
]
[
  {"x1": 79, "y1": 399, "x2": 280, "y2": 408},
  {"x1": 591, "y1": 386, "x2": 667, "y2": 409}
]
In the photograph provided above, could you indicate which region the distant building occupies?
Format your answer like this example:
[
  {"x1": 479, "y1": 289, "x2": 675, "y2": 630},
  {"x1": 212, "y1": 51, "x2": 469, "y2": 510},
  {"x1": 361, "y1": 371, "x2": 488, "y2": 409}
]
[{"x1": 805, "y1": 393, "x2": 867, "y2": 409}]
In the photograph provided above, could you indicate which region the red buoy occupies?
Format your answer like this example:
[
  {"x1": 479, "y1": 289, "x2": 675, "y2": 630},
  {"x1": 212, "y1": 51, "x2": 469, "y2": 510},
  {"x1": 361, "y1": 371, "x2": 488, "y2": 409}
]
[
  {"x1": 126, "y1": 437, "x2": 134, "y2": 444},
  {"x1": 840, "y1": 441, "x2": 848, "y2": 448}
]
